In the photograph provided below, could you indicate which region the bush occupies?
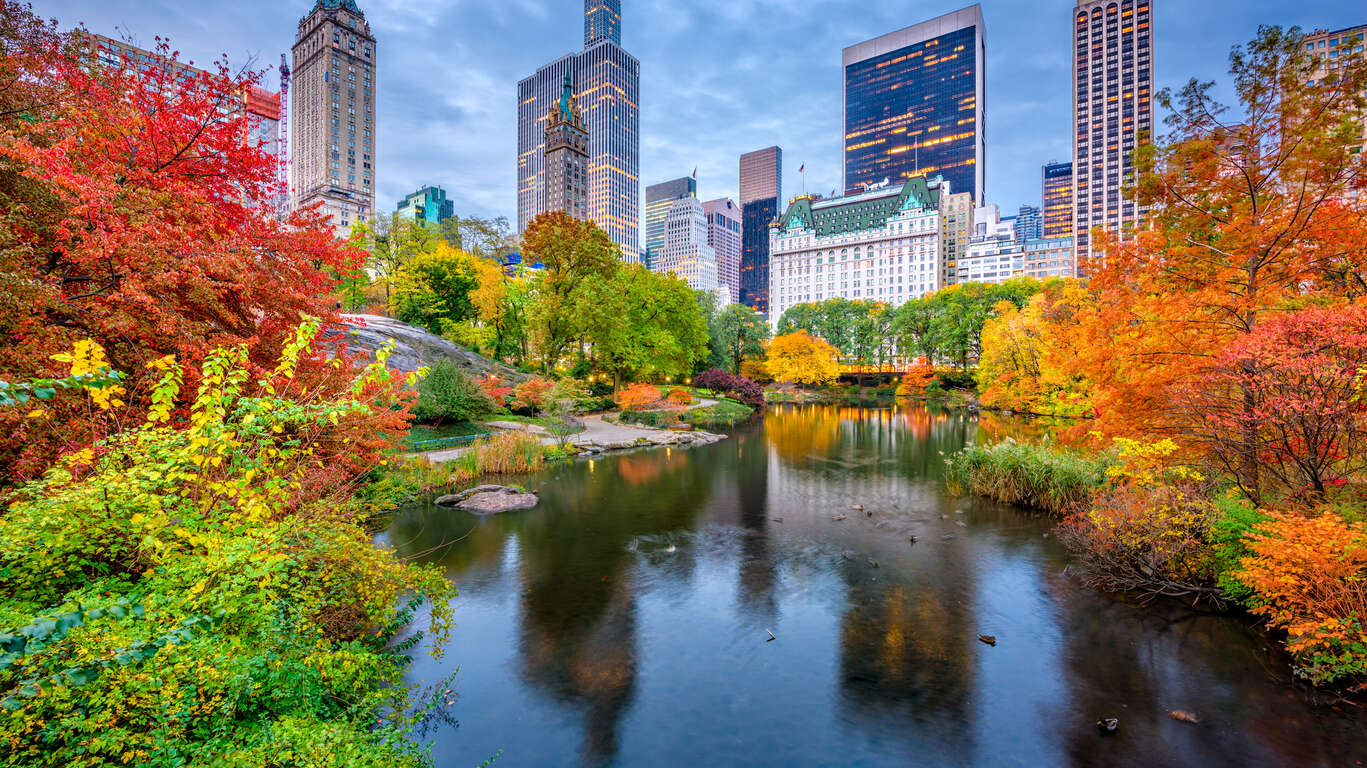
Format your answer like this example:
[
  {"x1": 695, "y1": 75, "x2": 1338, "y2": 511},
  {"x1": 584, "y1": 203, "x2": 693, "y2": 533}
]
[
  {"x1": 895, "y1": 358, "x2": 936, "y2": 398},
  {"x1": 693, "y1": 368, "x2": 733, "y2": 393},
  {"x1": 944, "y1": 439, "x2": 1110, "y2": 516},
  {"x1": 1234, "y1": 512, "x2": 1367, "y2": 686},
  {"x1": 1057, "y1": 482, "x2": 1223, "y2": 603},
  {"x1": 511, "y1": 376, "x2": 556, "y2": 413},
  {"x1": 666, "y1": 387, "x2": 692, "y2": 406},
  {"x1": 936, "y1": 368, "x2": 977, "y2": 391},
  {"x1": 1208, "y1": 493, "x2": 1270, "y2": 602},
  {"x1": 615, "y1": 383, "x2": 662, "y2": 411},
  {"x1": 683, "y1": 399, "x2": 754, "y2": 428},
  {"x1": 693, "y1": 369, "x2": 764, "y2": 407},
  {"x1": 474, "y1": 374, "x2": 512, "y2": 409},
  {"x1": 414, "y1": 361, "x2": 491, "y2": 424}
]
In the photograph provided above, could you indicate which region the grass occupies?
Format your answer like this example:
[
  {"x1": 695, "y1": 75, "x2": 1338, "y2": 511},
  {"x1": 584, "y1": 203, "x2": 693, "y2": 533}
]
[
  {"x1": 944, "y1": 439, "x2": 1113, "y2": 516},
  {"x1": 484, "y1": 413, "x2": 586, "y2": 435},
  {"x1": 682, "y1": 398, "x2": 754, "y2": 428},
  {"x1": 389, "y1": 432, "x2": 550, "y2": 494}
]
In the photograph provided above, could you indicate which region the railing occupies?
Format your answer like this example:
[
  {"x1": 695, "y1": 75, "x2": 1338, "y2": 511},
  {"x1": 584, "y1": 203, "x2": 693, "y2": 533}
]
[{"x1": 407, "y1": 432, "x2": 493, "y2": 451}]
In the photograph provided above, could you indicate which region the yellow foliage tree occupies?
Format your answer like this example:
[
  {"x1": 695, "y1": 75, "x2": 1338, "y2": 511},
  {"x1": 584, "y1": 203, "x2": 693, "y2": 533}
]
[
  {"x1": 765, "y1": 331, "x2": 840, "y2": 386},
  {"x1": 979, "y1": 281, "x2": 1092, "y2": 418}
]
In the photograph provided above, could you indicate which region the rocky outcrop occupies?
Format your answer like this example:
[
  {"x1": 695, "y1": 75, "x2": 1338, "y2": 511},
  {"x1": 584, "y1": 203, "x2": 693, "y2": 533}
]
[
  {"x1": 435, "y1": 485, "x2": 539, "y2": 515},
  {"x1": 334, "y1": 314, "x2": 527, "y2": 381},
  {"x1": 572, "y1": 429, "x2": 726, "y2": 454}
]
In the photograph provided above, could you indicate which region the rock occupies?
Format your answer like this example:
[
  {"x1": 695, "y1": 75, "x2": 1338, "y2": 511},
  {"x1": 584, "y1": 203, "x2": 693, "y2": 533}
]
[
  {"x1": 334, "y1": 314, "x2": 527, "y2": 380},
  {"x1": 487, "y1": 420, "x2": 547, "y2": 434},
  {"x1": 435, "y1": 485, "x2": 538, "y2": 515}
]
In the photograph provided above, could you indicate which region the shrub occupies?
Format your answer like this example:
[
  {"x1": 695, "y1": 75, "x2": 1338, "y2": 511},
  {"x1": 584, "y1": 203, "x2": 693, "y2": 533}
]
[
  {"x1": 414, "y1": 361, "x2": 491, "y2": 424},
  {"x1": 511, "y1": 376, "x2": 556, "y2": 413},
  {"x1": 725, "y1": 376, "x2": 765, "y2": 408},
  {"x1": 693, "y1": 368, "x2": 733, "y2": 393},
  {"x1": 475, "y1": 374, "x2": 513, "y2": 409},
  {"x1": 1234, "y1": 512, "x2": 1367, "y2": 685},
  {"x1": 1057, "y1": 482, "x2": 1223, "y2": 603},
  {"x1": 895, "y1": 358, "x2": 936, "y2": 398},
  {"x1": 1208, "y1": 493, "x2": 1270, "y2": 602},
  {"x1": 666, "y1": 387, "x2": 692, "y2": 406},
  {"x1": 944, "y1": 439, "x2": 1110, "y2": 515},
  {"x1": 615, "y1": 383, "x2": 662, "y2": 411}
]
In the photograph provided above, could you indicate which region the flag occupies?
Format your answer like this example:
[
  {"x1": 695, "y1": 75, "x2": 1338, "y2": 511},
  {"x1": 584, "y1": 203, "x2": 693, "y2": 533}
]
[
  {"x1": 691, "y1": 166, "x2": 697, "y2": 179},
  {"x1": 799, "y1": 164, "x2": 805, "y2": 173}
]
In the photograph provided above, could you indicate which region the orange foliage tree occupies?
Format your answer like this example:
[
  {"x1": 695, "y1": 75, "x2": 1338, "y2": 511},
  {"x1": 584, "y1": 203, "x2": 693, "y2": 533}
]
[
  {"x1": 615, "y1": 383, "x2": 662, "y2": 412},
  {"x1": 1068, "y1": 26, "x2": 1367, "y2": 458},
  {"x1": 0, "y1": 10, "x2": 371, "y2": 481}
]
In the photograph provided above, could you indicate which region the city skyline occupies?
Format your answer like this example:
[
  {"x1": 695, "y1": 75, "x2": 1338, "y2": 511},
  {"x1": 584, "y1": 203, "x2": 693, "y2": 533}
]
[{"x1": 41, "y1": 0, "x2": 1366, "y2": 230}]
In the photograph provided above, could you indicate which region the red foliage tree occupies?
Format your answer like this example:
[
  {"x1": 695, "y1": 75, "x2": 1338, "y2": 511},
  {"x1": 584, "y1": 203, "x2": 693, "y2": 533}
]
[
  {"x1": 1180, "y1": 304, "x2": 1367, "y2": 504},
  {"x1": 0, "y1": 6, "x2": 372, "y2": 480}
]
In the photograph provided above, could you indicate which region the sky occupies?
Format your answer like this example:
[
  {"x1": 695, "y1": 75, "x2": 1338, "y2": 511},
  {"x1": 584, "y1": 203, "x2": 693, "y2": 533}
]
[{"x1": 39, "y1": 0, "x2": 1367, "y2": 226}]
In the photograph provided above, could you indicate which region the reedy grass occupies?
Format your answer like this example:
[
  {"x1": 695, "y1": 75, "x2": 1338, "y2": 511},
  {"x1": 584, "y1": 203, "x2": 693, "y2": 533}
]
[
  {"x1": 945, "y1": 438, "x2": 1112, "y2": 516},
  {"x1": 393, "y1": 432, "x2": 549, "y2": 494}
]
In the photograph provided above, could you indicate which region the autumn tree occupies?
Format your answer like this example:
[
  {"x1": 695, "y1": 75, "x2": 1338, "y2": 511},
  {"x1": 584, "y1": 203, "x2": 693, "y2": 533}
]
[
  {"x1": 520, "y1": 211, "x2": 618, "y2": 372},
  {"x1": 388, "y1": 242, "x2": 480, "y2": 334},
  {"x1": 708, "y1": 302, "x2": 770, "y2": 375},
  {"x1": 978, "y1": 280, "x2": 1093, "y2": 417},
  {"x1": 1071, "y1": 25, "x2": 1367, "y2": 493},
  {"x1": 470, "y1": 258, "x2": 532, "y2": 364},
  {"x1": 765, "y1": 331, "x2": 840, "y2": 387},
  {"x1": 0, "y1": 11, "x2": 368, "y2": 480}
]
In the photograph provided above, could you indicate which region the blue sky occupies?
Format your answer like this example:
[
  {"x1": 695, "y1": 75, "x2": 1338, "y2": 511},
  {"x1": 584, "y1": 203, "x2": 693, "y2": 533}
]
[{"x1": 40, "y1": 0, "x2": 1367, "y2": 225}]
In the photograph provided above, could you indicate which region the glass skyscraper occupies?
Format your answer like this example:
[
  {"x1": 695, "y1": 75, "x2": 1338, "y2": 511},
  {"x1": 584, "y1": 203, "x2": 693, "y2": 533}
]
[
  {"x1": 739, "y1": 146, "x2": 781, "y2": 315},
  {"x1": 842, "y1": 5, "x2": 985, "y2": 203},
  {"x1": 1041, "y1": 160, "x2": 1074, "y2": 238},
  {"x1": 517, "y1": 0, "x2": 640, "y2": 262},
  {"x1": 644, "y1": 176, "x2": 696, "y2": 267}
]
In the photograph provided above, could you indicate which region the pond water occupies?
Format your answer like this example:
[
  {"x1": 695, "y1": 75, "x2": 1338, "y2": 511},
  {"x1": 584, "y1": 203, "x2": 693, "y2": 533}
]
[{"x1": 382, "y1": 404, "x2": 1367, "y2": 768}]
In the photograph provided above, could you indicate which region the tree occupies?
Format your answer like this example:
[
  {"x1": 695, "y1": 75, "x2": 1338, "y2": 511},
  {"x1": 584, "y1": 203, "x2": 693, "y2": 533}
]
[
  {"x1": 891, "y1": 297, "x2": 942, "y2": 364},
  {"x1": 413, "y1": 360, "x2": 492, "y2": 424},
  {"x1": 389, "y1": 242, "x2": 480, "y2": 334},
  {"x1": 437, "y1": 214, "x2": 512, "y2": 261},
  {"x1": 978, "y1": 280, "x2": 1092, "y2": 417},
  {"x1": 520, "y1": 212, "x2": 618, "y2": 372},
  {"x1": 709, "y1": 303, "x2": 770, "y2": 374},
  {"x1": 351, "y1": 213, "x2": 442, "y2": 306},
  {"x1": 580, "y1": 264, "x2": 708, "y2": 389},
  {"x1": 1179, "y1": 304, "x2": 1367, "y2": 504},
  {"x1": 765, "y1": 331, "x2": 840, "y2": 386},
  {"x1": 1068, "y1": 26, "x2": 1367, "y2": 491},
  {"x1": 470, "y1": 259, "x2": 532, "y2": 365},
  {"x1": 0, "y1": 15, "x2": 365, "y2": 480}
]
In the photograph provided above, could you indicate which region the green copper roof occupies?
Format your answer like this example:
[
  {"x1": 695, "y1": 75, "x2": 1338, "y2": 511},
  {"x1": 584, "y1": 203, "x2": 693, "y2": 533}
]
[
  {"x1": 558, "y1": 71, "x2": 574, "y2": 121},
  {"x1": 776, "y1": 176, "x2": 942, "y2": 237},
  {"x1": 313, "y1": 0, "x2": 362, "y2": 14}
]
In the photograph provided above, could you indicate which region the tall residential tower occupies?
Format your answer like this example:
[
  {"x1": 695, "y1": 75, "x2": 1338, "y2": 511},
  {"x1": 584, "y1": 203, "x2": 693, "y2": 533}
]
[
  {"x1": 1071, "y1": 0, "x2": 1152, "y2": 266},
  {"x1": 291, "y1": 0, "x2": 377, "y2": 232},
  {"x1": 842, "y1": 5, "x2": 985, "y2": 202},
  {"x1": 703, "y1": 198, "x2": 742, "y2": 303},
  {"x1": 517, "y1": 0, "x2": 641, "y2": 261},
  {"x1": 1041, "y1": 161, "x2": 1074, "y2": 238},
  {"x1": 739, "y1": 146, "x2": 781, "y2": 314}
]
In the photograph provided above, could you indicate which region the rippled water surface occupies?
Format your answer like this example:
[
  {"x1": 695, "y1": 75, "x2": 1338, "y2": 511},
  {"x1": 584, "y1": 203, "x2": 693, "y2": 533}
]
[{"x1": 383, "y1": 404, "x2": 1367, "y2": 767}]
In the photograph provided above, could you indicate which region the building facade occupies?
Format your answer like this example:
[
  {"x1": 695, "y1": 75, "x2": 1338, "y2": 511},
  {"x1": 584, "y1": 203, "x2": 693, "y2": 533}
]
[
  {"x1": 291, "y1": 0, "x2": 376, "y2": 233},
  {"x1": 517, "y1": 0, "x2": 640, "y2": 261},
  {"x1": 644, "y1": 177, "x2": 696, "y2": 267},
  {"x1": 739, "y1": 146, "x2": 782, "y2": 314},
  {"x1": 842, "y1": 5, "x2": 986, "y2": 203},
  {"x1": 1012, "y1": 204, "x2": 1042, "y2": 242},
  {"x1": 543, "y1": 73, "x2": 590, "y2": 221},
  {"x1": 703, "y1": 198, "x2": 743, "y2": 303},
  {"x1": 1072, "y1": 0, "x2": 1153, "y2": 267},
  {"x1": 767, "y1": 178, "x2": 946, "y2": 326},
  {"x1": 1304, "y1": 25, "x2": 1367, "y2": 153},
  {"x1": 1041, "y1": 160, "x2": 1074, "y2": 238},
  {"x1": 939, "y1": 187, "x2": 973, "y2": 285},
  {"x1": 396, "y1": 185, "x2": 454, "y2": 225},
  {"x1": 655, "y1": 196, "x2": 720, "y2": 295}
]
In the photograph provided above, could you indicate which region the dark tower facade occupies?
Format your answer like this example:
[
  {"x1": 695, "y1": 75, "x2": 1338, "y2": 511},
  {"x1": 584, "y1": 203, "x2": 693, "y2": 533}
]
[
  {"x1": 584, "y1": 0, "x2": 621, "y2": 46},
  {"x1": 739, "y1": 146, "x2": 781, "y2": 315},
  {"x1": 544, "y1": 72, "x2": 589, "y2": 221}
]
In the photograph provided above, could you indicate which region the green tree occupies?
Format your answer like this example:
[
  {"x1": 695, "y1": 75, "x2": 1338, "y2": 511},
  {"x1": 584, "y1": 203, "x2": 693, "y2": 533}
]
[
  {"x1": 413, "y1": 360, "x2": 492, "y2": 424},
  {"x1": 521, "y1": 212, "x2": 619, "y2": 372},
  {"x1": 581, "y1": 264, "x2": 709, "y2": 389},
  {"x1": 389, "y1": 243, "x2": 480, "y2": 334},
  {"x1": 437, "y1": 215, "x2": 512, "y2": 261},
  {"x1": 708, "y1": 302, "x2": 770, "y2": 374},
  {"x1": 352, "y1": 213, "x2": 442, "y2": 306},
  {"x1": 891, "y1": 297, "x2": 942, "y2": 363}
]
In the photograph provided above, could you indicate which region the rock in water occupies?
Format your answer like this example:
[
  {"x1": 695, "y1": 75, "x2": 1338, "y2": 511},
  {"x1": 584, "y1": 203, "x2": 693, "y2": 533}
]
[{"x1": 435, "y1": 485, "x2": 538, "y2": 515}]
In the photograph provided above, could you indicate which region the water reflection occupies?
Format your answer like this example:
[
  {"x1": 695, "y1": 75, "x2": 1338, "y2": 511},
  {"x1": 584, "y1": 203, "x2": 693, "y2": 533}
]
[{"x1": 389, "y1": 403, "x2": 1367, "y2": 768}]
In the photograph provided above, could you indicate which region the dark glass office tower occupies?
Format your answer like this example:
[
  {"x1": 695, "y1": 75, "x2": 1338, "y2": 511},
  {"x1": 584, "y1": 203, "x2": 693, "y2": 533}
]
[
  {"x1": 739, "y1": 146, "x2": 781, "y2": 315},
  {"x1": 584, "y1": 0, "x2": 620, "y2": 46},
  {"x1": 842, "y1": 5, "x2": 985, "y2": 203}
]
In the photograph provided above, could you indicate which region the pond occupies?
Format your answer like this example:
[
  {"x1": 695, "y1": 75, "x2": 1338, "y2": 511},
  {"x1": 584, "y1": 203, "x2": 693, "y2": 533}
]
[{"x1": 382, "y1": 403, "x2": 1367, "y2": 768}]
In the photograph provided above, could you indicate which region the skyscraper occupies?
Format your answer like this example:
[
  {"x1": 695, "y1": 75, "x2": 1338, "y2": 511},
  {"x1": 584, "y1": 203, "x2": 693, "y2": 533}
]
[
  {"x1": 291, "y1": 0, "x2": 377, "y2": 232},
  {"x1": 396, "y1": 185, "x2": 454, "y2": 225},
  {"x1": 1041, "y1": 160, "x2": 1074, "y2": 238},
  {"x1": 644, "y1": 177, "x2": 696, "y2": 267},
  {"x1": 842, "y1": 5, "x2": 986, "y2": 203},
  {"x1": 739, "y1": 146, "x2": 781, "y2": 314},
  {"x1": 543, "y1": 73, "x2": 590, "y2": 221},
  {"x1": 517, "y1": 1, "x2": 641, "y2": 261},
  {"x1": 652, "y1": 194, "x2": 720, "y2": 295},
  {"x1": 1013, "y1": 204, "x2": 1042, "y2": 243},
  {"x1": 703, "y1": 198, "x2": 742, "y2": 303},
  {"x1": 1072, "y1": 0, "x2": 1153, "y2": 266}
]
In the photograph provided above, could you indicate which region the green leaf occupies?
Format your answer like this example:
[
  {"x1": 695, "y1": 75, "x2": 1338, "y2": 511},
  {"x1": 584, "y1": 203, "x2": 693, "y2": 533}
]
[{"x1": 32, "y1": 387, "x2": 56, "y2": 400}]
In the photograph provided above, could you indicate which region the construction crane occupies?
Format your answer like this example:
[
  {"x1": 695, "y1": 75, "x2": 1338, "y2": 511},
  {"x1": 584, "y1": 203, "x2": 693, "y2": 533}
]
[{"x1": 276, "y1": 53, "x2": 291, "y2": 220}]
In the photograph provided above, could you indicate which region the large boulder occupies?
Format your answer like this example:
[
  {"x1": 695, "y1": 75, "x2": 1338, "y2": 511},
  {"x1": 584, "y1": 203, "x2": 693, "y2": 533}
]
[
  {"x1": 334, "y1": 314, "x2": 527, "y2": 381},
  {"x1": 435, "y1": 485, "x2": 539, "y2": 515}
]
